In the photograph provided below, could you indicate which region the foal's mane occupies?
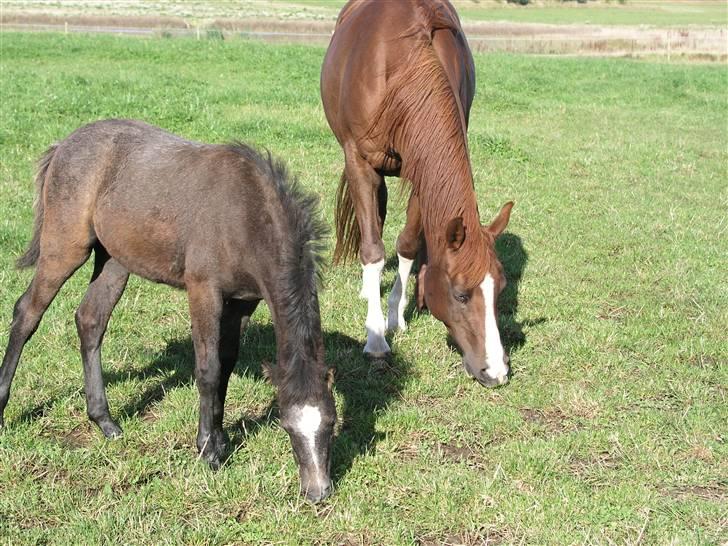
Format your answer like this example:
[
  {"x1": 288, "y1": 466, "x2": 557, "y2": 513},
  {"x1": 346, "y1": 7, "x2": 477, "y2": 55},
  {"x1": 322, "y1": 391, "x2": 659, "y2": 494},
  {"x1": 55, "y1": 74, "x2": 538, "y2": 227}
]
[
  {"x1": 366, "y1": 36, "x2": 488, "y2": 286},
  {"x1": 226, "y1": 143, "x2": 329, "y2": 403}
]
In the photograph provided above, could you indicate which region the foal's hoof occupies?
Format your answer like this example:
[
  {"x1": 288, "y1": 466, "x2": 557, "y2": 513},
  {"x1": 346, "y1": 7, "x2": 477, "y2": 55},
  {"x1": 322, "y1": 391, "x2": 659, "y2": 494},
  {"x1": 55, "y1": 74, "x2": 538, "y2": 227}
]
[{"x1": 93, "y1": 417, "x2": 123, "y2": 439}]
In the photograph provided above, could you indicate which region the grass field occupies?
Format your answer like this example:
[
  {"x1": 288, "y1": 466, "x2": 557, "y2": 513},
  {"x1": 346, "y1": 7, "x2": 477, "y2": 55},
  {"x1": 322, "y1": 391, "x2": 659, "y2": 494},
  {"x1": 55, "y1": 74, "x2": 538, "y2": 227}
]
[
  {"x1": 3, "y1": 0, "x2": 727, "y2": 27},
  {"x1": 0, "y1": 31, "x2": 726, "y2": 544}
]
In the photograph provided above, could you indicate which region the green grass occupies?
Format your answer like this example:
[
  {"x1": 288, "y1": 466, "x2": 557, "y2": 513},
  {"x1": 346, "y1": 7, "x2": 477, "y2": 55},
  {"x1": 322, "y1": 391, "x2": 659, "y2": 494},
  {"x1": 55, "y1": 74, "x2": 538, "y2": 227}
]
[{"x1": 1, "y1": 31, "x2": 726, "y2": 544}]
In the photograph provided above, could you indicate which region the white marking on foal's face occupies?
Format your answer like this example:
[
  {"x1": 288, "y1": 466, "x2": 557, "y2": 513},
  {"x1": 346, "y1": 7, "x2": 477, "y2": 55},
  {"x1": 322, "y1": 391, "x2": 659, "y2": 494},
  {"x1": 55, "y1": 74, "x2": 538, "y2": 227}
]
[
  {"x1": 293, "y1": 404, "x2": 322, "y2": 463},
  {"x1": 480, "y1": 273, "x2": 508, "y2": 381}
]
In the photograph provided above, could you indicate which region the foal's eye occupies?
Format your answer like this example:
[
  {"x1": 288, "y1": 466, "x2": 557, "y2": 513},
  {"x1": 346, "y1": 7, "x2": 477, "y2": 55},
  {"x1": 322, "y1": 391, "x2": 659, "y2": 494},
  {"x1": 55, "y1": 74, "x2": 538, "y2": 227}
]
[{"x1": 454, "y1": 292, "x2": 469, "y2": 304}]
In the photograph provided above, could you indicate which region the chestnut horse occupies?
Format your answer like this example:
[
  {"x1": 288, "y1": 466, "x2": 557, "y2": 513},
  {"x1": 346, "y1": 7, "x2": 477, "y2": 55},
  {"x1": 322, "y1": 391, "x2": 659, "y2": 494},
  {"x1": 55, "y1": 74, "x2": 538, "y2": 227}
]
[
  {"x1": 0, "y1": 120, "x2": 335, "y2": 502},
  {"x1": 321, "y1": 0, "x2": 513, "y2": 386}
]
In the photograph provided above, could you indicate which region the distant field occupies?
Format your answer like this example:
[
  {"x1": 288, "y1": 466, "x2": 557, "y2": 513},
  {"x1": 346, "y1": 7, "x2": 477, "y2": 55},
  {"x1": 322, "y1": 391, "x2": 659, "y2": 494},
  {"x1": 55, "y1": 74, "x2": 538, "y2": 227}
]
[
  {"x1": 0, "y1": 31, "x2": 726, "y2": 544},
  {"x1": 2, "y1": 0, "x2": 727, "y2": 26}
]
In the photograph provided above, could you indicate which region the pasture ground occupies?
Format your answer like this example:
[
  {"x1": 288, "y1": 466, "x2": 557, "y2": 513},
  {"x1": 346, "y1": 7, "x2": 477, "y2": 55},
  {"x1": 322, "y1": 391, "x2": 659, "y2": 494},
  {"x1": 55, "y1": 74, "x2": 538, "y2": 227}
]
[{"x1": 0, "y1": 31, "x2": 726, "y2": 544}]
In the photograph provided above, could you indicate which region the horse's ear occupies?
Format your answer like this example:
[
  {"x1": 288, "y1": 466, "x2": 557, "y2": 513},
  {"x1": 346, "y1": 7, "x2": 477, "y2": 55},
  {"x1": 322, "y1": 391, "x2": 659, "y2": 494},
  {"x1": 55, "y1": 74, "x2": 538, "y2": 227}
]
[
  {"x1": 445, "y1": 217, "x2": 466, "y2": 251},
  {"x1": 487, "y1": 201, "x2": 513, "y2": 237}
]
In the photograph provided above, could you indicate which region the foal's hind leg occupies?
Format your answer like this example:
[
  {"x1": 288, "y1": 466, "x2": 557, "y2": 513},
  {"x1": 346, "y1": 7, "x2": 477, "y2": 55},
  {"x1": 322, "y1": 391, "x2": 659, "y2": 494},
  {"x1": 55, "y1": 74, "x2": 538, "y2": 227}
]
[
  {"x1": 344, "y1": 149, "x2": 390, "y2": 357},
  {"x1": 74, "y1": 247, "x2": 129, "y2": 438},
  {"x1": 0, "y1": 249, "x2": 90, "y2": 428},
  {"x1": 387, "y1": 193, "x2": 421, "y2": 332}
]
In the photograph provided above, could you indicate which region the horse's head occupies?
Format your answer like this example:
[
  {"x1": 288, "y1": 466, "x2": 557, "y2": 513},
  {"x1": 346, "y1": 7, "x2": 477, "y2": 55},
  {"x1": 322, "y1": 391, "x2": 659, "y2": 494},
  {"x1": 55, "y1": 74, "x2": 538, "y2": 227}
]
[
  {"x1": 422, "y1": 202, "x2": 513, "y2": 387},
  {"x1": 274, "y1": 366, "x2": 336, "y2": 503}
]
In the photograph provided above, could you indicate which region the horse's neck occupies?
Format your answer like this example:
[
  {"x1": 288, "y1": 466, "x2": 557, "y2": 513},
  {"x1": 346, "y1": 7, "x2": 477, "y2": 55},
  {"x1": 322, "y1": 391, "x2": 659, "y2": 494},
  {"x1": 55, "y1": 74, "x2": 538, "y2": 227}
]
[{"x1": 398, "y1": 119, "x2": 481, "y2": 260}]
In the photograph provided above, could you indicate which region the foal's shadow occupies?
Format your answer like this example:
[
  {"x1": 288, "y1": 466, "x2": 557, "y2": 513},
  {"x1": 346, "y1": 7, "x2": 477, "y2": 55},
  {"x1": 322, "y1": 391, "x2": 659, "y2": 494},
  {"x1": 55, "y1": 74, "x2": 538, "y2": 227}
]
[{"x1": 93, "y1": 322, "x2": 409, "y2": 488}]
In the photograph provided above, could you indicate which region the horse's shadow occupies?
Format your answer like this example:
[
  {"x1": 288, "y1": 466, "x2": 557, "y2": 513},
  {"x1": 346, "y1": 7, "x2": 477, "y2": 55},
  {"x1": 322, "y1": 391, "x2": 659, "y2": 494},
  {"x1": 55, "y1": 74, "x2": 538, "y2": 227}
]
[{"x1": 496, "y1": 232, "x2": 546, "y2": 356}]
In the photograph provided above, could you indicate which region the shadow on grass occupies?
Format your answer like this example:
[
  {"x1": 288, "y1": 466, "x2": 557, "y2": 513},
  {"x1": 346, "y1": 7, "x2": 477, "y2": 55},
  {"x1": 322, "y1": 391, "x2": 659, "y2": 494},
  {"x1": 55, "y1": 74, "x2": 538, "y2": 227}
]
[
  {"x1": 47, "y1": 321, "x2": 411, "y2": 489},
  {"x1": 496, "y1": 232, "x2": 546, "y2": 356}
]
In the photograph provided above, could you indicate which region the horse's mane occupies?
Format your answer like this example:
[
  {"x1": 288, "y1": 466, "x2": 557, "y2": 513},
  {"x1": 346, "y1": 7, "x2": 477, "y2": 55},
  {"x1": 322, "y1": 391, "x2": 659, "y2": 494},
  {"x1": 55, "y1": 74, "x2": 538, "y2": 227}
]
[
  {"x1": 365, "y1": 38, "x2": 488, "y2": 287},
  {"x1": 227, "y1": 143, "x2": 330, "y2": 404}
]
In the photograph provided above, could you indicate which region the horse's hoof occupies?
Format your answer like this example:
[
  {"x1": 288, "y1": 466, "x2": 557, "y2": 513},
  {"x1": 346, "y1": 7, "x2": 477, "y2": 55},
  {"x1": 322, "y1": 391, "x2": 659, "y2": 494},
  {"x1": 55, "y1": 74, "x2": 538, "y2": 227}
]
[{"x1": 364, "y1": 349, "x2": 391, "y2": 361}]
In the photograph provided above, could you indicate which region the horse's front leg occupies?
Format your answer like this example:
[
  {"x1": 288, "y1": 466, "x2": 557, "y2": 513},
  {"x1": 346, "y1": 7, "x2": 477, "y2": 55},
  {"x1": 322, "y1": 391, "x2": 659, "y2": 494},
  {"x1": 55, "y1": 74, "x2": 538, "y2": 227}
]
[
  {"x1": 344, "y1": 149, "x2": 390, "y2": 358},
  {"x1": 387, "y1": 193, "x2": 421, "y2": 332},
  {"x1": 187, "y1": 280, "x2": 226, "y2": 469}
]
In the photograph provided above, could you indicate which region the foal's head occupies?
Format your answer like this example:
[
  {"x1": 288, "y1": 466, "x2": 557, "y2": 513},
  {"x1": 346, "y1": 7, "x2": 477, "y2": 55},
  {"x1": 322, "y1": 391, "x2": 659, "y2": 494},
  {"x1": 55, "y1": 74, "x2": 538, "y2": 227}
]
[
  {"x1": 422, "y1": 202, "x2": 513, "y2": 387},
  {"x1": 270, "y1": 364, "x2": 336, "y2": 503}
]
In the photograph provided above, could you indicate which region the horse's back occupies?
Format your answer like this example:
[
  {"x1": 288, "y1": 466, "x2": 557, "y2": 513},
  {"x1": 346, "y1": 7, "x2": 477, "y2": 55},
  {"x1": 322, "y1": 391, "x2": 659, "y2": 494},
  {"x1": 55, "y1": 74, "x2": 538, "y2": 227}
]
[{"x1": 321, "y1": 0, "x2": 474, "y2": 144}]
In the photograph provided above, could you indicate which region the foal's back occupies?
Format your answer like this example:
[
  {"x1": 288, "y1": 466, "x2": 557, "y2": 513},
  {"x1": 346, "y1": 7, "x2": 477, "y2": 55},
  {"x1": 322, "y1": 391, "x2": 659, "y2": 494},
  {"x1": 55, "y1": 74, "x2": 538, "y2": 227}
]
[{"x1": 44, "y1": 119, "x2": 276, "y2": 289}]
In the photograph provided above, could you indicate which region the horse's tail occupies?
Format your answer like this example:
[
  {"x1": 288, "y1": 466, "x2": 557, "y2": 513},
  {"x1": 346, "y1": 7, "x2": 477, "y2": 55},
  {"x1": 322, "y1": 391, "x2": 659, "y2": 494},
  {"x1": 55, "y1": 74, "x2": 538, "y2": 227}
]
[
  {"x1": 16, "y1": 144, "x2": 57, "y2": 269},
  {"x1": 333, "y1": 170, "x2": 360, "y2": 264}
]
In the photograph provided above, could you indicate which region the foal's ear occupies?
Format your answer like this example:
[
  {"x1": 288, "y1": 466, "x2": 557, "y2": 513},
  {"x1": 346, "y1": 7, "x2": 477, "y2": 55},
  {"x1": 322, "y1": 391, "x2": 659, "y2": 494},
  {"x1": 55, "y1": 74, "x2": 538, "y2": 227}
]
[
  {"x1": 487, "y1": 201, "x2": 514, "y2": 237},
  {"x1": 326, "y1": 368, "x2": 336, "y2": 391},
  {"x1": 445, "y1": 217, "x2": 466, "y2": 251}
]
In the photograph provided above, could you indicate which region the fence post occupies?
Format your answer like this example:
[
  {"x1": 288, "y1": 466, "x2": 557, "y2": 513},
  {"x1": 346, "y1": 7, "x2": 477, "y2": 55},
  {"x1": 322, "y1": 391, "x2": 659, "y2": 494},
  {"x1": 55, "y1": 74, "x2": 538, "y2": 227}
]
[
  {"x1": 65, "y1": 21, "x2": 68, "y2": 35},
  {"x1": 667, "y1": 30, "x2": 671, "y2": 62}
]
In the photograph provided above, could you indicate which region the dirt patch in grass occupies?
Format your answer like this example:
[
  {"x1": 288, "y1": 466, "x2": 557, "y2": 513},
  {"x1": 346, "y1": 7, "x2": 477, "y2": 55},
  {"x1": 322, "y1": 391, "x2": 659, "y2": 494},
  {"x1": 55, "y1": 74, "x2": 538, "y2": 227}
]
[
  {"x1": 416, "y1": 527, "x2": 508, "y2": 546},
  {"x1": 520, "y1": 407, "x2": 578, "y2": 435},
  {"x1": 568, "y1": 451, "x2": 621, "y2": 485},
  {"x1": 662, "y1": 484, "x2": 727, "y2": 501},
  {"x1": 59, "y1": 424, "x2": 94, "y2": 449}
]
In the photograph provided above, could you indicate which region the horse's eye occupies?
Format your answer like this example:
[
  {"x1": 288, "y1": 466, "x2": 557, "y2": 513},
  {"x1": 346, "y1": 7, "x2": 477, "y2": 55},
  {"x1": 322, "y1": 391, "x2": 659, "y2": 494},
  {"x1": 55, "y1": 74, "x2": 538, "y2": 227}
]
[{"x1": 454, "y1": 292, "x2": 469, "y2": 304}]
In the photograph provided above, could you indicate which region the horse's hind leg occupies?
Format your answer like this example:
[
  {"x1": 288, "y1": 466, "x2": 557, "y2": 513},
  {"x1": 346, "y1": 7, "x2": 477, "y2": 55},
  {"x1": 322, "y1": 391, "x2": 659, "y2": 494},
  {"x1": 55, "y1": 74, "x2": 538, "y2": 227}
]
[
  {"x1": 74, "y1": 246, "x2": 129, "y2": 438},
  {"x1": 0, "y1": 248, "x2": 91, "y2": 428},
  {"x1": 387, "y1": 193, "x2": 421, "y2": 332}
]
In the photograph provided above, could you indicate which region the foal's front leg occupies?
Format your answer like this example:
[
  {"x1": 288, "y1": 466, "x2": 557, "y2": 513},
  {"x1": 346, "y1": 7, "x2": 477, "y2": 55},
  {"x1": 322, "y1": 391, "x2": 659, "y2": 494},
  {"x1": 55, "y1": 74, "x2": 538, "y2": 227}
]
[{"x1": 187, "y1": 281, "x2": 226, "y2": 469}]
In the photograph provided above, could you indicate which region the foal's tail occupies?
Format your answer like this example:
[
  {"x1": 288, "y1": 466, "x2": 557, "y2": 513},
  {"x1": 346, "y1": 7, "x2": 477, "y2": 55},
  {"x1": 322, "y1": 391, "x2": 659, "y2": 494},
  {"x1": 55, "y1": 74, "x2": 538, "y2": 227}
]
[
  {"x1": 16, "y1": 144, "x2": 58, "y2": 269},
  {"x1": 333, "y1": 170, "x2": 360, "y2": 264}
]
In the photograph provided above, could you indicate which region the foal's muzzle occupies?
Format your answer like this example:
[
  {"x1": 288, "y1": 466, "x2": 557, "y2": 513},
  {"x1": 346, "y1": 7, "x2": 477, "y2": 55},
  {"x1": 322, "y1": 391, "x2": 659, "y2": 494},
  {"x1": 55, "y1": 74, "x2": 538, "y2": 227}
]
[{"x1": 303, "y1": 481, "x2": 333, "y2": 504}]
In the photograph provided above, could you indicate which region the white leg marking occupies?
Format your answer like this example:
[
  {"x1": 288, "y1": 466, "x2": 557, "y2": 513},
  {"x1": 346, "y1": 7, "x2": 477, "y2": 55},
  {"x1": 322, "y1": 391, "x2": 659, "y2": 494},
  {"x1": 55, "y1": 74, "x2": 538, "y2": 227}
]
[
  {"x1": 387, "y1": 254, "x2": 414, "y2": 333},
  {"x1": 360, "y1": 260, "x2": 390, "y2": 356},
  {"x1": 294, "y1": 405, "x2": 322, "y2": 469},
  {"x1": 481, "y1": 273, "x2": 508, "y2": 381}
]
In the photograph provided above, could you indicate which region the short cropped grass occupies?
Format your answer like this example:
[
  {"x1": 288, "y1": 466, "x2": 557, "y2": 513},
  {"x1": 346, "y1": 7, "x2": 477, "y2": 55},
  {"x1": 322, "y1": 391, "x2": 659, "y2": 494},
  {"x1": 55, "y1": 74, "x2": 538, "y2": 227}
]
[{"x1": 0, "y1": 32, "x2": 726, "y2": 544}]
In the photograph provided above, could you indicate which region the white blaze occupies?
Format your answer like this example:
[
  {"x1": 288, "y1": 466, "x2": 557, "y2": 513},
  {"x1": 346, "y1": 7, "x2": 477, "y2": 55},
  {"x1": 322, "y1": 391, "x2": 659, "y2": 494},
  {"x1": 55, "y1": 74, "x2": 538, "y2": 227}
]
[
  {"x1": 360, "y1": 259, "x2": 390, "y2": 355},
  {"x1": 294, "y1": 405, "x2": 322, "y2": 468},
  {"x1": 480, "y1": 273, "x2": 508, "y2": 380},
  {"x1": 387, "y1": 254, "x2": 414, "y2": 332}
]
